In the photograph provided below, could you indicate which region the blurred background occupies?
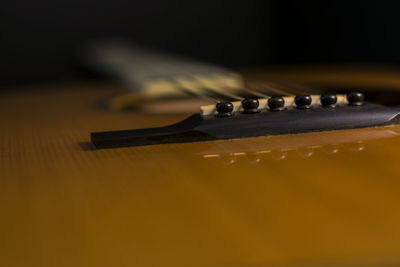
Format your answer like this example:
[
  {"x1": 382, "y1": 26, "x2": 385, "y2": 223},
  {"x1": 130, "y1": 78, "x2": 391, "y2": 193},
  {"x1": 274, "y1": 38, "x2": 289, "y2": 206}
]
[{"x1": 2, "y1": 0, "x2": 400, "y2": 87}]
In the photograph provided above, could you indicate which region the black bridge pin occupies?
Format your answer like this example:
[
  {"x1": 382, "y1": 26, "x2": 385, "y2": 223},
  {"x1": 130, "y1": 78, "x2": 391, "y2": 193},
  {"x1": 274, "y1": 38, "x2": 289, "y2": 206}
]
[
  {"x1": 242, "y1": 98, "x2": 260, "y2": 114},
  {"x1": 268, "y1": 97, "x2": 285, "y2": 111},
  {"x1": 295, "y1": 95, "x2": 312, "y2": 109},
  {"x1": 347, "y1": 92, "x2": 364, "y2": 106},
  {"x1": 216, "y1": 102, "x2": 234, "y2": 117},
  {"x1": 321, "y1": 94, "x2": 337, "y2": 107}
]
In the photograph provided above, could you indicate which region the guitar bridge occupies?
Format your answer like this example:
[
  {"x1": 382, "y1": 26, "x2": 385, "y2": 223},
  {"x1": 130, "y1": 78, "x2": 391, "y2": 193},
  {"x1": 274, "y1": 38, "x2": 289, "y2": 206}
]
[{"x1": 91, "y1": 93, "x2": 400, "y2": 149}]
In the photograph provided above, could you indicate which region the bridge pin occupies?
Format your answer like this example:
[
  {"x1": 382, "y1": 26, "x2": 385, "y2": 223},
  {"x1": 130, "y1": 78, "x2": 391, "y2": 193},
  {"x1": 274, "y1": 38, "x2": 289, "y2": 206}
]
[
  {"x1": 295, "y1": 95, "x2": 312, "y2": 109},
  {"x1": 321, "y1": 94, "x2": 337, "y2": 108},
  {"x1": 268, "y1": 97, "x2": 285, "y2": 111},
  {"x1": 216, "y1": 102, "x2": 234, "y2": 117},
  {"x1": 242, "y1": 98, "x2": 260, "y2": 114},
  {"x1": 347, "y1": 92, "x2": 364, "y2": 106}
]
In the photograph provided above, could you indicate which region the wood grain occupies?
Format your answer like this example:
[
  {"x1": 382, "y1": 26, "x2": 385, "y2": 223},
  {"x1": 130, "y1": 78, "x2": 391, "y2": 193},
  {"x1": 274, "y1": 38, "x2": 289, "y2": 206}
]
[{"x1": 2, "y1": 75, "x2": 400, "y2": 267}]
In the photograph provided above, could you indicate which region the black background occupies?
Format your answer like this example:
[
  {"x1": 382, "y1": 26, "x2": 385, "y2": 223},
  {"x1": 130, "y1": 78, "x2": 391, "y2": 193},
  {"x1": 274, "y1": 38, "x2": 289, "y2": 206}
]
[{"x1": 2, "y1": 0, "x2": 400, "y2": 86}]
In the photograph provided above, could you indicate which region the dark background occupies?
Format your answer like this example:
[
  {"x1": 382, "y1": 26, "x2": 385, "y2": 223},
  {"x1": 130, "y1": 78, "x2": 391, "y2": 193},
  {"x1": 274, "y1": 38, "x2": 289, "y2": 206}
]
[{"x1": 2, "y1": 0, "x2": 400, "y2": 86}]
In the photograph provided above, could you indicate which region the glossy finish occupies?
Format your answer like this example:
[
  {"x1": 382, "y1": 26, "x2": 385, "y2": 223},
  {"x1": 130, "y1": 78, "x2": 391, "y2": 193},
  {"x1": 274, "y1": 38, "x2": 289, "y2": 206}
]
[
  {"x1": 2, "y1": 83, "x2": 400, "y2": 267},
  {"x1": 321, "y1": 93, "x2": 337, "y2": 107},
  {"x1": 241, "y1": 98, "x2": 259, "y2": 113},
  {"x1": 216, "y1": 102, "x2": 233, "y2": 117},
  {"x1": 295, "y1": 95, "x2": 312, "y2": 109},
  {"x1": 267, "y1": 96, "x2": 285, "y2": 111},
  {"x1": 347, "y1": 92, "x2": 365, "y2": 106},
  {"x1": 92, "y1": 102, "x2": 400, "y2": 149}
]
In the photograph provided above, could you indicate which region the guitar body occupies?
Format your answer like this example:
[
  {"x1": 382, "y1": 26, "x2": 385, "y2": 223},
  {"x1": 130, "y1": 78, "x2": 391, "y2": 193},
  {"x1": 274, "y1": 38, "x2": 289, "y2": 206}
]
[{"x1": 2, "y1": 67, "x2": 400, "y2": 267}]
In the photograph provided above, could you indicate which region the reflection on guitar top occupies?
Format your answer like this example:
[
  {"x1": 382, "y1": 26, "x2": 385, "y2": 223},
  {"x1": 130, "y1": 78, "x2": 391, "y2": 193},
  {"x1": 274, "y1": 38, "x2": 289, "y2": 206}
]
[{"x1": 199, "y1": 126, "x2": 400, "y2": 162}]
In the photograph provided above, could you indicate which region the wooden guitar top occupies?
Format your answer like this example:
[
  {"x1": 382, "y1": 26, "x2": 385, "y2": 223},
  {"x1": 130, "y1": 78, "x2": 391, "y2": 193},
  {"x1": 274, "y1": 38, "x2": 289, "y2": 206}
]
[{"x1": 2, "y1": 67, "x2": 400, "y2": 266}]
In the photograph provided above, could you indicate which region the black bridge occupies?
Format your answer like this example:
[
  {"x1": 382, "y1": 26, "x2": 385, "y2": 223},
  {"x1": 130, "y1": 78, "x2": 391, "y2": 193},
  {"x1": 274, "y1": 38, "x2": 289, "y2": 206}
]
[{"x1": 91, "y1": 98, "x2": 400, "y2": 149}]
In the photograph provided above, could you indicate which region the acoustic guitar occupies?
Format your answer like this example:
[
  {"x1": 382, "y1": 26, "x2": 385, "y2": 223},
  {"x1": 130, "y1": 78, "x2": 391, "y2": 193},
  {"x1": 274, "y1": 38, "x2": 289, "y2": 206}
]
[{"x1": 2, "y1": 43, "x2": 400, "y2": 267}]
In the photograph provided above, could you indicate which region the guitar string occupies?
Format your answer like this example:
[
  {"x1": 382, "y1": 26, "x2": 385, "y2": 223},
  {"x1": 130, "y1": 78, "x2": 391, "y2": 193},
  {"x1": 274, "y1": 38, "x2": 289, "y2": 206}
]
[{"x1": 176, "y1": 75, "x2": 307, "y2": 103}]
